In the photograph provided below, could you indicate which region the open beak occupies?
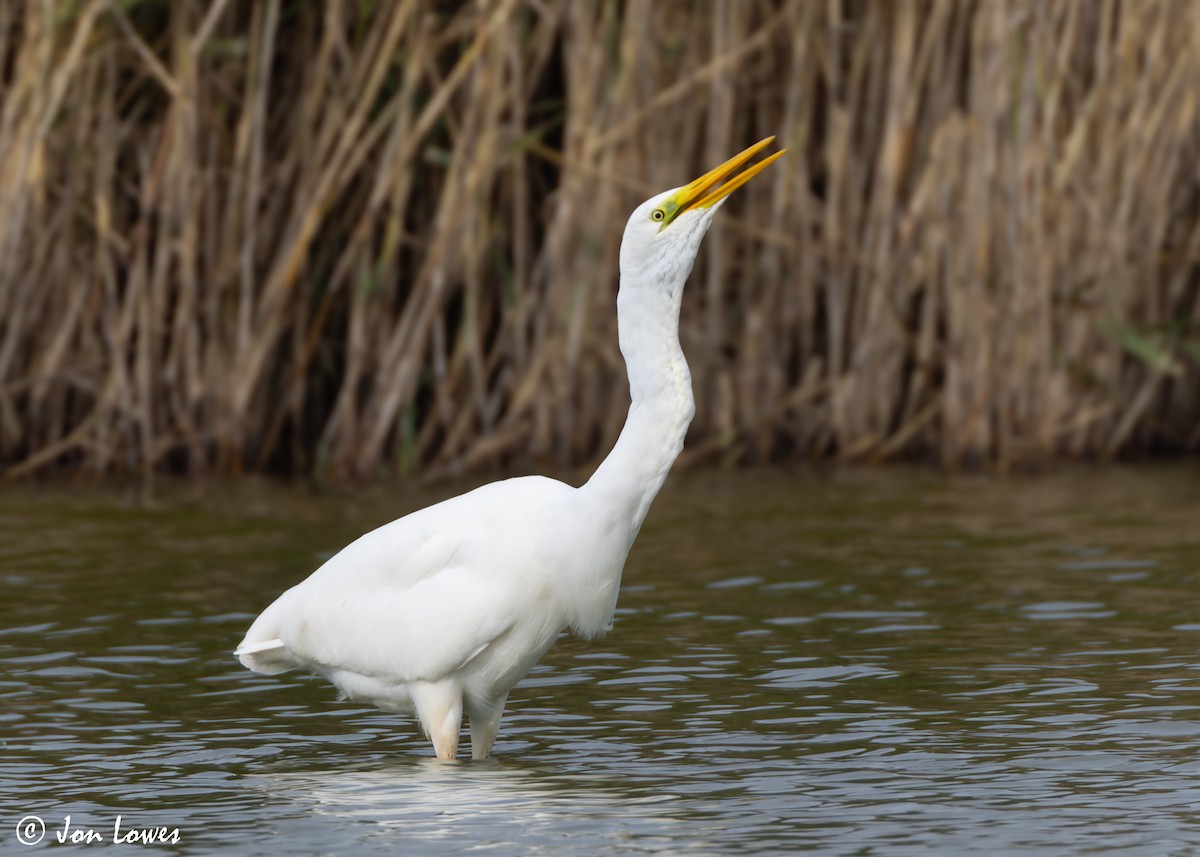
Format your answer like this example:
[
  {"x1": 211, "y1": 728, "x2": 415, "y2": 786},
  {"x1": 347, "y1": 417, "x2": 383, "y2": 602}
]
[{"x1": 662, "y1": 136, "x2": 786, "y2": 228}]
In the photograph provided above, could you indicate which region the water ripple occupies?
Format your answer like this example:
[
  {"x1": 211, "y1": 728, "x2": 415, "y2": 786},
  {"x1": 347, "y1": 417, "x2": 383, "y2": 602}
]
[{"x1": 3, "y1": 468, "x2": 1200, "y2": 854}]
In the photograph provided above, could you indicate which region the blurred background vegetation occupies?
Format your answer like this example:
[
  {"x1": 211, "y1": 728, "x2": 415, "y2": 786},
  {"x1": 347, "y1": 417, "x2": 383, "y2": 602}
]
[{"x1": 1, "y1": 0, "x2": 1198, "y2": 482}]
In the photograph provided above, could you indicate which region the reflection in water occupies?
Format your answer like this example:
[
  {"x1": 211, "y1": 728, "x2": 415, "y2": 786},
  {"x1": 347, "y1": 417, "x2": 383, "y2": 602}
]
[
  {"x1": 2, "y1": 467, "x2": 1200, "y2": 854},
  {"x1": 261, "y1": 762, "x2": 693, "y2": 854}
]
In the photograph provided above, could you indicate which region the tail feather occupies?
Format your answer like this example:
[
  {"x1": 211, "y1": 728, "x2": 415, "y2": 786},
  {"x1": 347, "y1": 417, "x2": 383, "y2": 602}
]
[
  {"x1": 235, "y1": 638, "x2": 286, "y2": 656},
  {"x1": 235, "y1": 636, "x2": 298, "y2": 675}
]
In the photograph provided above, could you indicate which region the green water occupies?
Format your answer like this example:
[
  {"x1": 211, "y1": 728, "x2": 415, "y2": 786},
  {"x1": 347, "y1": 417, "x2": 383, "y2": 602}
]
[{"x1": 2, "y1": 467, "x2": 1200, "y2": 855}]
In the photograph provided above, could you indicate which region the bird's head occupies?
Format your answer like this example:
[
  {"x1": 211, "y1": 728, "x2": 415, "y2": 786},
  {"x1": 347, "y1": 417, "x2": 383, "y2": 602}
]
[{"x1": 619, "y1": 137, "x2": 785, "y2": 281}]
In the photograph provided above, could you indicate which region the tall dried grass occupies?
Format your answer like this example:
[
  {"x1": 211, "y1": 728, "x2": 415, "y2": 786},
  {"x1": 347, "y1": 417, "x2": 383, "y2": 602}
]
[{"x1": 1, "y1": 0, "x2": 1198, "y2": 481}]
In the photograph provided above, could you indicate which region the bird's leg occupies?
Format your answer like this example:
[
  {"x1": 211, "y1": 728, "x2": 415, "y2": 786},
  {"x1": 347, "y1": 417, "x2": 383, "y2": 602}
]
[
  {"x1": 413, "y1": 682, "x2": 463, "y2": 761},
  {"x1": 467, "y1": 693, "x2": 509, "y2": 760}
]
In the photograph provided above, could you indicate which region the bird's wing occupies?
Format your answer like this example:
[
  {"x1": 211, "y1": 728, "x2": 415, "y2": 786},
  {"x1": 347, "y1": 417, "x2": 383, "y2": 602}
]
[
  {"x1": 238, "y1": 477, "x2": 567, "y2": 682},
  {"x1": 272, "y1": 560, "x2": 520, "y2": 682}
]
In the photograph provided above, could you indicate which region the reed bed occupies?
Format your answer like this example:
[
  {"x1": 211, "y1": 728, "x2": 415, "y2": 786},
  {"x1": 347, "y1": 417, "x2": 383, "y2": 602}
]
[{"x1": 1, "y1": 0, "x2": 1198, "y2": 480}]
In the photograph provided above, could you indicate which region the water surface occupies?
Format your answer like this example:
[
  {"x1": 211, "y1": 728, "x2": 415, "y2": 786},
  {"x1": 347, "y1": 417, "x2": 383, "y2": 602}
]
[{"x1": 2, "y1": 467, "x2": 1200, "y2": 855}]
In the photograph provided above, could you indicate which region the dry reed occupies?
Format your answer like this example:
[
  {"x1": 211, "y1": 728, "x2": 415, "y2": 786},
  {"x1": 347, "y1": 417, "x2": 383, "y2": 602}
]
[{"x1": 0, "y1": 0, "x2": 1198, "y2": 481}]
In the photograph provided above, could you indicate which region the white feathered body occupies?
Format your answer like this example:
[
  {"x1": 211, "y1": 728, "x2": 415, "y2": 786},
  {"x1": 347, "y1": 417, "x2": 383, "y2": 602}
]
[{"x1": 238, "y1": 475, "x2": 637, "y2": 719}]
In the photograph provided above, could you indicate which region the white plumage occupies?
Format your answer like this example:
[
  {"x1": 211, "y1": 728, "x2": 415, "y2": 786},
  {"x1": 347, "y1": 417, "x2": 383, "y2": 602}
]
[{"x1": 236, "y1": 138, "x2": 785, "y2": 760}]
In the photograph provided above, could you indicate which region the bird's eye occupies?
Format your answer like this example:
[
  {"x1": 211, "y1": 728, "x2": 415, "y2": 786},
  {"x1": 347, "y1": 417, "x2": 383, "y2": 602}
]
[{"x1": 651, "y1": 209, "x2": 665, "y2": 222}]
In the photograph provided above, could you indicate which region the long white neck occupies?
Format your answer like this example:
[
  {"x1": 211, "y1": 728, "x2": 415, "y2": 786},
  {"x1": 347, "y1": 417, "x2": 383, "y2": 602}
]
[{"x1": 582, "y1": 269, "x2": 696, "y2": 540}]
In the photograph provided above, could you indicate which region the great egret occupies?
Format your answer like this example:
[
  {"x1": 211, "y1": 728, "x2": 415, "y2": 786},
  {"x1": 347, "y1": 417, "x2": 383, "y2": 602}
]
[{"x1": 236, "y1": 138, "x2": 785, "y2": 760}]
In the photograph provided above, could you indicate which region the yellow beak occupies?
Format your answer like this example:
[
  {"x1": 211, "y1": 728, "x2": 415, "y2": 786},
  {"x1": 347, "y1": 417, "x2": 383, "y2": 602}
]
[{"x1": 661, "y1": 136, "x2": 786, "y2": 228}]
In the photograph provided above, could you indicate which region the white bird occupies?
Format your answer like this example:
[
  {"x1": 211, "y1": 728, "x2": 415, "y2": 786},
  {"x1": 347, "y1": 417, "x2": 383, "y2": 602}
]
[{"x1": 235, "y1": 138, "x2": 785, "y2": 760}]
